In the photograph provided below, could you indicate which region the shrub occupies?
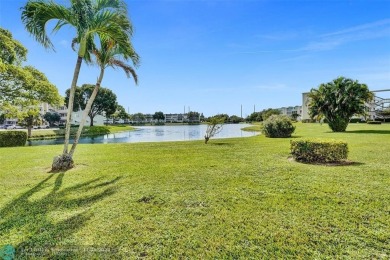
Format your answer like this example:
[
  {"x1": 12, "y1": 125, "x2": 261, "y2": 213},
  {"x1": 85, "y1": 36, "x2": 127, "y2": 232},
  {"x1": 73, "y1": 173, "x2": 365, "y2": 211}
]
[
  {"x1": 0, "y1": 131, "x2": 27, "y2": 147},
  {"x1": 84, "y1": 126, "x2": 110, "y2": 135},
  {"x1": 291, "y1": 139, "x2": 348, "y2": 163},
  {"x1": 262, "y1": 115, "x2": 295, "y2": 138},
  {"x1": 367, "y1": 121, "x2": 382, "y2": 125}
]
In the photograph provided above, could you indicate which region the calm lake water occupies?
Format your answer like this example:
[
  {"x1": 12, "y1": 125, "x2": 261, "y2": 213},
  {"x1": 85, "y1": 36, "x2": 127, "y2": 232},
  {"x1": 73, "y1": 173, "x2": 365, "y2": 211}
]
[{"x1": 27, "y1": 124, "x2": 258, "y2": 146}]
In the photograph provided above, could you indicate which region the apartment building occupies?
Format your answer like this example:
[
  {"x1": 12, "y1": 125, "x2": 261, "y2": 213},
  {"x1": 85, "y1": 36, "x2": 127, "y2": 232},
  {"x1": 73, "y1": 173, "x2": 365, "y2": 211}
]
[{"x1": 278, "y1": 106, "x2": 302, "y2": 118}]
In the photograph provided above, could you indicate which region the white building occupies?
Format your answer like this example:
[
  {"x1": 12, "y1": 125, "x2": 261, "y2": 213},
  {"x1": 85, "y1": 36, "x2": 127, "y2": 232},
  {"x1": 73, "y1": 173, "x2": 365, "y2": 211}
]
[
  {"x1": 71, "y1": 110, "x2": 106, "y2": 126},
  {"x1": 165, "y1": 113, "x2": 187, "y2": 123},
  {"x1": 278, "y1": 105, "x2": 302, "y2": 119},
  {"x1": 41, "y1": 103, "x2": 107, "y2": 126},
  {"x1": 301, "y1": 92, "x2": 310, "y2": 120}
]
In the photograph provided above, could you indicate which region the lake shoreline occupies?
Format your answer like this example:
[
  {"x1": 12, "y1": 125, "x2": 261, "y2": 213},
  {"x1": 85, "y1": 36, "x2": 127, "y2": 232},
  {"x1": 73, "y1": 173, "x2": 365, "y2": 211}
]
[{"x1": 27, "y1": 124, "x2": 258, "y2": 146}]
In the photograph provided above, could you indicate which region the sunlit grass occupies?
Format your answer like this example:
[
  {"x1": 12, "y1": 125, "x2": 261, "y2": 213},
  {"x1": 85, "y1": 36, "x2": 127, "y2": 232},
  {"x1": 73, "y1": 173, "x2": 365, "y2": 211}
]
[{"x1": 0, "y1": 123, "x2": 389, "y2": 258}]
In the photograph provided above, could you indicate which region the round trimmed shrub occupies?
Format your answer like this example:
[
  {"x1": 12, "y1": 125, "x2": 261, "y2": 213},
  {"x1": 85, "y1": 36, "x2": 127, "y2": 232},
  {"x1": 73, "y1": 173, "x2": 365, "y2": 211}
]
[{"x1": 262, "y1": 115, "x2": 295, "y2": 138}]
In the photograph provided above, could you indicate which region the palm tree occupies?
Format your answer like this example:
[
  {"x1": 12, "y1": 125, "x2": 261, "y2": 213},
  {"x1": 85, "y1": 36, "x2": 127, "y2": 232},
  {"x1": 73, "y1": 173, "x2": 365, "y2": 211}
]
[
  {"x1": 308, "y1": 77, "x2": 373, "y2": 132},
  {"x1": 21, "y1": 0, "x2": 135, "y2": 170},
  {"x1": 69, "y1": 38, "x2": 138, "y2": 156}
]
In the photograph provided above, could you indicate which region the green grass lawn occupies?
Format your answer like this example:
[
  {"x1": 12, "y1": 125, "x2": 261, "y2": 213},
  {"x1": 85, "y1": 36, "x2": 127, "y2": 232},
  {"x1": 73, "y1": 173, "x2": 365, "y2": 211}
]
[{"x1": 0, "y1": 123, "x2": 389, "y2": 258}]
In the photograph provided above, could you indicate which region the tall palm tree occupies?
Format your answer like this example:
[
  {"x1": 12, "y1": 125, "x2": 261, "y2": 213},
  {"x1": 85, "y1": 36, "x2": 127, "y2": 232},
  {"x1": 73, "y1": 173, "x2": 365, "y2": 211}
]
[
  {"x1": 69, "y1": 38, "x2": 138, "y2": 156},
  {"x1": 21, "y1": 0, "x2": 135, "y2": 170}
]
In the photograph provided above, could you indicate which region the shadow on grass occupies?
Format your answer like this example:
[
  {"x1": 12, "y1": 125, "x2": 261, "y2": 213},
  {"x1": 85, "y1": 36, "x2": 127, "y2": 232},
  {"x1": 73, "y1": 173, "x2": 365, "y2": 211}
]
[
  {"x1": 345, "y1": 130, "x2": 390, "y2": 135},
  {"x1": 210, "y1": 142, "x2": 234, "y2": 146},
  {"x1": 0, "y1": 173, "x2": 121, "y2": 258},
  {"x1": 288, "y1": 157, "x2": 365, "y2": 167}
]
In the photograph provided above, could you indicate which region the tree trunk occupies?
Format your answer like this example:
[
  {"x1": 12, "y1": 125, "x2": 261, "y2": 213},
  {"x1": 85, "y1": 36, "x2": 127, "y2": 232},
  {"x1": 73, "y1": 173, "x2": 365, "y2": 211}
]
[
  {"x1": 27, "y1": 126, "x2": 32, "y2": 139},
  {"x1": 63, "y1": 56, "x2": 83, "y2": 154},
  {"x1": 69, "y1": 68, "x2": 104, "y2": 157},
  {"x1": 27, "y1": 115, "x2": 33, "y2": 138},
  {"x1": 51, "y1": 56, "x2": 82, "y2": 171},
  {"x1": 89, "y1": 115, "x2": 94, "y2": 127}
]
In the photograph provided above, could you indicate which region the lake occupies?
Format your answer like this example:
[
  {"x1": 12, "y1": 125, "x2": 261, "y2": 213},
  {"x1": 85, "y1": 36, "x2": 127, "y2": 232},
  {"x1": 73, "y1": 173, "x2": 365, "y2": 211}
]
[{"x1": 27, "y1": 124, "x2": 258, "y2": 146}]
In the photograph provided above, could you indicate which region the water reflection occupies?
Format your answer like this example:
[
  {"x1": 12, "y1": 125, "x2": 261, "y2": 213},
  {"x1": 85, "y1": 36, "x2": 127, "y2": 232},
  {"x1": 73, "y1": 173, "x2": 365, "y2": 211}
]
[{"x1": 28, "y1": 124, "x2": 258, "y2": 146}]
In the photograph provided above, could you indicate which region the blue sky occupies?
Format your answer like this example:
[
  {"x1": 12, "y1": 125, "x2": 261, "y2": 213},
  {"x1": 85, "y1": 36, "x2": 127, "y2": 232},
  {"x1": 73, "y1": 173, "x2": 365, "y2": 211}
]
[{"x1": 1, "y1": 0, "x2": 390, "y2": 117}]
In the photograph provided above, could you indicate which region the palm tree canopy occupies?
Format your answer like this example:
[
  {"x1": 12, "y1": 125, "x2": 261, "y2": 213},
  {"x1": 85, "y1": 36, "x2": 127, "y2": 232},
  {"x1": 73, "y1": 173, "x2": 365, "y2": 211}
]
[
  {"x1": 308, "y1": 77, "x2": 373, "y2": 120},
  {"x1": 21, "y1": 0, "x2": 135, "y2": 61},
  {"x1": 93, "y1": 38, "x2": 138, "y2": 84}
]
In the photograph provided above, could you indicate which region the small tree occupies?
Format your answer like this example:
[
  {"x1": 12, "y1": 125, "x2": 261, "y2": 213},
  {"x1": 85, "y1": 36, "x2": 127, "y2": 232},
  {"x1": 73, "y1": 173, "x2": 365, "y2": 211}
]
[
  {"x1": 0, "y1": 28, "x2": 62, "y2": 137},
  {"x1": 204, "y1": 117, "x2": 224, "y2": 144},
  {"x1": 209, "y1": 114, "x2": 229, "y2": 123},
  {"x1": 153, "y1": 111, "x2": 165, "y2": 123},
  {"x1": 308, "y1": 77, "x2": 373, "y2": 132},
  {"x1": 117, "y1": 105, "x2": 130, "y2": 123},
  {"x1": 246, "y1": 112, "x2": 262, "y2": 122},
  {"x1": 187, "y1": 111, "x2": 200, "y2": 123},
  {"x1": 65, "y1": 84, "x2": 117, "y2": 126},
  {"x1": 229, "y1": 115, "x2": 243, "y2": 124},
  {"x1": 132, "y1": 113, "x2": 145, "y2": 124},
  {"x1": 44, "y1": 111, "x2": 61, "y2": 126}
]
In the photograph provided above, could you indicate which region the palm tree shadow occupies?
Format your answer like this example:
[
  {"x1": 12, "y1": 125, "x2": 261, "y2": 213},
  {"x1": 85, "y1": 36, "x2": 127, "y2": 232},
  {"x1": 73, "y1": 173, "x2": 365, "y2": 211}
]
[
  {"x1": 210, "y1": 142, "x2": 234, "y2": 146},
  {"x1": 0, "y1": 173, "x2": 121, "y2": 258}
]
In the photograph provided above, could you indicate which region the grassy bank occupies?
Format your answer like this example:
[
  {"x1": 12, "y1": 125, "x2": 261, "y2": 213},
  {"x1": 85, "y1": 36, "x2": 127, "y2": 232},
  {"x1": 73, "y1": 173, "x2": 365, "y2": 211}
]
[
  {"x1": 28, "y1": 125, "x2": 135, "y2": 140},
  {"x1": 0, "y1": 123, "x2": 389, "y2": 258}
]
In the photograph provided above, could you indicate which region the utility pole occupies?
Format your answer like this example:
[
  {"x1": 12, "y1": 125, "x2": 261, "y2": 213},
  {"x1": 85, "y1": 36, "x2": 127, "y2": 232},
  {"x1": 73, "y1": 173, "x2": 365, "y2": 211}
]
[
  {"x1": 254, "y1": 104, "x2": 255, "y2": 113},
  {"x1": 241, "y1": 104, "x2": 242, "y2": 118}
]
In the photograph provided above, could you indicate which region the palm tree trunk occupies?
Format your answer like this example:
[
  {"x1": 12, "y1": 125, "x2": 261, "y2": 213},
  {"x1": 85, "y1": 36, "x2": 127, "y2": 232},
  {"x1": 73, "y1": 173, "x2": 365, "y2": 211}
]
[
  {"x1": 63, "y1": 56, "x2": 83, "y2": 154},
  {"x1": 69, "y1": 68, "x2": 104, "y2": 156}
]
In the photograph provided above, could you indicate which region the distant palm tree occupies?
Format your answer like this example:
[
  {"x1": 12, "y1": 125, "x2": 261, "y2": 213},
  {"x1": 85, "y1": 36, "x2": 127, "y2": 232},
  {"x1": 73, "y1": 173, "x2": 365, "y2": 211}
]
[
  {"x1": 69, "y1": 39, "x2": 138, "y2": 156},
  {"x1": 21, "y1": 0, "x2": 136, "y2": 170}
]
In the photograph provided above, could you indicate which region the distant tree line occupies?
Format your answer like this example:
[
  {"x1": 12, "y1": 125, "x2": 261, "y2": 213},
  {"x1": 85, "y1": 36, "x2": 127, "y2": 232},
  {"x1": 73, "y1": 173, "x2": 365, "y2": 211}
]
[{"x1": 245, "y1": 108, "x2": 282, "y2": 122}]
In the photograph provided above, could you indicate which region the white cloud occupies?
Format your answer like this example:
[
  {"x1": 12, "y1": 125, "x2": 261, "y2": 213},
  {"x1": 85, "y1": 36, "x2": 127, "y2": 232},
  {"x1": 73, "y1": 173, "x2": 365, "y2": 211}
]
[
  {"x1": 321, "y1": 19, "x2": 390, "y2": 37},
  {"x1": 302, "y1": 19, "x2": 390, "y2": 52}
]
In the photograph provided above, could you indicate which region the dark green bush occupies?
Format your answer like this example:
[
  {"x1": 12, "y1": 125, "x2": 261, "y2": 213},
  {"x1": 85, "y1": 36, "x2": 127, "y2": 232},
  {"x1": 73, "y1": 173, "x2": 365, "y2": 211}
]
[
  {"x1": 291, "y1": 139, "x2": 348, "y2": 163},
  {"x1": 0, "y1": 131, "x2": 27, "y2": 147},
  {"x1": 262, "y1": 115, "x2": 295, "y2": 138},
  {"x1": 367, "y1": 121, "x2": 382, "y2": 124}
]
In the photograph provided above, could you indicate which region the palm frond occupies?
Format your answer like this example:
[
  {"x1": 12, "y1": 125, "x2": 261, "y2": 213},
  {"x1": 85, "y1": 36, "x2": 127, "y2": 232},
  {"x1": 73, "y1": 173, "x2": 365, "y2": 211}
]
[
  {"x1": 21, "y1": 1, "x2": 73, "y2": 50},
  {"x1": 110, "y1": 59, "x2": 138, "y2": 85}
]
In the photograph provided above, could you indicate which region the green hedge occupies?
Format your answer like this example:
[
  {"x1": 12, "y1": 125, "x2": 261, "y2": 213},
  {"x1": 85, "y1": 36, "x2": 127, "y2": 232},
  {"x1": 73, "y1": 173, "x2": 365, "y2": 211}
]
[
  {"x1": 291, "y1": 139, "x2": 348, "y2": 163},
  {"x1": 0, "y1": 131, "x2": 27, "y2": 147}
]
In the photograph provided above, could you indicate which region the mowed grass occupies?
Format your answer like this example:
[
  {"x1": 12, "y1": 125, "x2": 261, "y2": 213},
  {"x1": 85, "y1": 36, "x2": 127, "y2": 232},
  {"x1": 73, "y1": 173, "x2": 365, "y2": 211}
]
[{"x1": 0, "y1": 123, "x2": 389, "y2": 258}]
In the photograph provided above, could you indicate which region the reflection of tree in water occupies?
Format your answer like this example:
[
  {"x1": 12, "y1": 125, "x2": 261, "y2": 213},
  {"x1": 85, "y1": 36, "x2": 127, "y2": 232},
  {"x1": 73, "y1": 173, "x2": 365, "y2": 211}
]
[{"x1": 0, "y1": 173, "x2": 120, "y2": 258}]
